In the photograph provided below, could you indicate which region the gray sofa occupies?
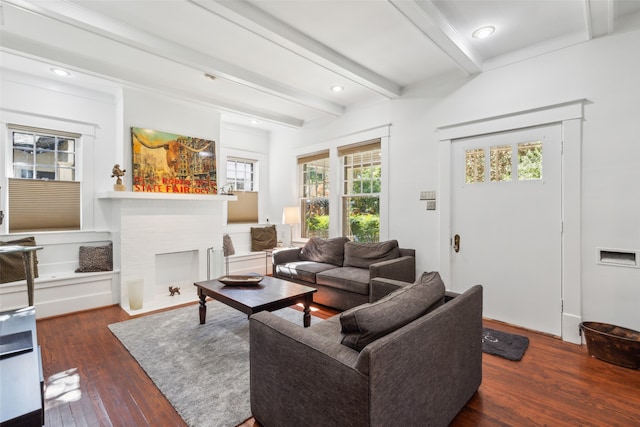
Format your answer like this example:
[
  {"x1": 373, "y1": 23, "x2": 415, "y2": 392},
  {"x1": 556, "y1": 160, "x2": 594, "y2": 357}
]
[
  {"x1": 250, "y1": 272, "x2": 483, "y2": 427},
  {"x1": 272, "y1": 237, "x2": 416, "y2": 310}
]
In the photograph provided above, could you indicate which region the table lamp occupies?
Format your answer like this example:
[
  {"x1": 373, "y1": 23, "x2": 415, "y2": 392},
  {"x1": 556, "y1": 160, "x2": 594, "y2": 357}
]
[{"x1": 282, "y1": 206, "x2": 300, "y2": 247}]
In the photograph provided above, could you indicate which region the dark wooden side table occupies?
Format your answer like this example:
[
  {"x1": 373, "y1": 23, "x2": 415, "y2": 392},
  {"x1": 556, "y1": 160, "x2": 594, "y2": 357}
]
[{"x1": 194, "y1": 276, "x2": 317, "y2": 327}]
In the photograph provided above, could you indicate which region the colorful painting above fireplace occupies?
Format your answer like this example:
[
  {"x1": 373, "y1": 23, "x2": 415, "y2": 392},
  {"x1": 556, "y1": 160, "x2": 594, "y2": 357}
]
[{"x1": 131, "y1": 127, "x2": 217, "y2": 194}]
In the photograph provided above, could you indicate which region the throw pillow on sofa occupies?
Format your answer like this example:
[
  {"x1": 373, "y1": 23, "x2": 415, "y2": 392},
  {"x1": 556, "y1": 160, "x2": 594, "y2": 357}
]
[
  {"x1": 343, "y1": 239, "x2": 400, "y2": 268},
  {"x1": 340, "y1": 271, "x2": 446, "y2": 351},
  {"x1": 300, "y1": 237, "x2": 350, "y2": 266}
]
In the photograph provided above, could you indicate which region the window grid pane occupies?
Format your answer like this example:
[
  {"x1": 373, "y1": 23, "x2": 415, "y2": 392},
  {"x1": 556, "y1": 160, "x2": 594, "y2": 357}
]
[
  {"x1": 465, "y1": 148, "x2": 485, "y2": 184},
  {"x1": 342, "y1": 147, "x2": 381, "y2": 242},
  {"x1": 12, "y1": 130, "x2": 76, "y2": 182},
  {"x1": 226, "y1": 159, "x2": 255, "y2": 191},
  {"x1": 300, "y1": 157, "x2": 330, "y2": 239},
  {"x1": 490, "y1": 145, "x2": 512, "y2": 182},
  {"x1": 342, "y1": 149, "x2": 381, "y2": 197},
  {"x1": 518, "y1": 141, "x2": 543, "y2": 180}
]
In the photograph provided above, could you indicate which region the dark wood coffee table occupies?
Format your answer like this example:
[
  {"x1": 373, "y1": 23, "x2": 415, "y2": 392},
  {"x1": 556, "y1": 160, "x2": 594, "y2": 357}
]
[{"x1": 194, "y1": 276, "x2": 317, "y2": 327}]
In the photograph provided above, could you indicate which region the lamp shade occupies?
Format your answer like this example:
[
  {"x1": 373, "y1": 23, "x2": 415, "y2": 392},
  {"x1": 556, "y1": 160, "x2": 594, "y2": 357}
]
[{"x1": 282, "y1": 206, "x2": 300, "y2": 225}]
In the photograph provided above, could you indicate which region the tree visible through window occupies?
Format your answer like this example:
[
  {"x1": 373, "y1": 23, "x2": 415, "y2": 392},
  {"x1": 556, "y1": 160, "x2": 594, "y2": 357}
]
[
  {"x1": 340, "y1": 141, "x2": 381, "y2": 243},
  {"x1": 299, "y1": 152, "x2": 329, "y2": 239},
  {"x1": 490, "y1": 145, "x2": 512, "y2": 182},
  {"x1": 518, "y1": 141, "x2": 543, "y2": 180},
  {"x1": 465, "y1": 141, "x2": 543, "y2": 185},
  {"x1": 465, "y1": 148, "x2": 485, "y2": 184}
]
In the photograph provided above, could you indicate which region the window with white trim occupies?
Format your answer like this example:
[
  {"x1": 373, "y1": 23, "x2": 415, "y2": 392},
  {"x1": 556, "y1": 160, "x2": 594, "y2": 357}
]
[
  {"x1": 226, "y1": 158, "x2": 255, "y2": 191},
  {"x1": 298, "y1": 151, "x2": 330, "y2": 239},
  {"x1": 7, "y1": 124, "x2": 81, "y2": 232},
  {"x1": 226, "y1": 157, "x2": 259, "y2": 224},
  {"x1": 339, "y1": 140, "x2": 381, "y2": 243}
]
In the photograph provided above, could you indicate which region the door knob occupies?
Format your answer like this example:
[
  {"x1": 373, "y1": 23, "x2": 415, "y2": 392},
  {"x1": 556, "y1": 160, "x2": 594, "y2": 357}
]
[{"x1": 453, "y1": 234, "x2": 460, "y2": 253}]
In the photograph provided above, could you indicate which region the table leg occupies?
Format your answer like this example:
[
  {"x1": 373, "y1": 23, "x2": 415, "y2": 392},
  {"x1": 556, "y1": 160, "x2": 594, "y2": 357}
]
[
  {"x1": 199, "y1": 291, "x2": 207, "y2": 324},
  {"x1": 303, "y1": 294, "x2": 312, "y2": 328},
  {"x1": 22, "y1": 252, "x2": 36, "y2": 307}
]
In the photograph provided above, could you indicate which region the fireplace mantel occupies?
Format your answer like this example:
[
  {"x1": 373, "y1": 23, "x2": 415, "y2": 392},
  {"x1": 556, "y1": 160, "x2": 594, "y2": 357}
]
[
  {"x1": 101, "y1": 190, "x2": 233, "y2": 314},
  {"x1": 97, "y1": 191, "x2": 237, "y2": 201}
]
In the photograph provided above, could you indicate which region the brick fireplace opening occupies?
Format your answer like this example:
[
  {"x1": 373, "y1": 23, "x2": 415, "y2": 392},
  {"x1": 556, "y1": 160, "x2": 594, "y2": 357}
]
[
  {"x1": 99, "y1": 192, "x2": 233, "y2": 315},
  {"x1": 156, "y1": 250, "x2": 198, "y2": 296}
]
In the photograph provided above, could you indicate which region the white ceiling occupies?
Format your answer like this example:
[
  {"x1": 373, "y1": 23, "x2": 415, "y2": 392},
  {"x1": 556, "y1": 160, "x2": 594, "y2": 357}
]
[{"x1": 1, "y1": 0, "x2": 640, "y2": 130}]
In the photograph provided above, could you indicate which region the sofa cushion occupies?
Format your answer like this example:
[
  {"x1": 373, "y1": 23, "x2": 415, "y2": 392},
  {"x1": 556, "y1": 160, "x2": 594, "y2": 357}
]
[
  {"x1": 316, "y1": 267, "x2": 370, "y2": 295},
  {"x1": 275, "y1": 261, "x2": 337, "y2": 284},
  {"x1": 343, "y1": 240, "x2": 400, "y2": 269},
  {"x1": 339, "y1": 271, "x2": 446, "y2": 351},
  {"x1": 300, "y1": 237, "x2": 350, "y2": 266},
  {"x1": 0, "y1": 236, "x2": 39, "y2": 284},
  {"x1": 251, "y1": 225, "x2": 277, "y2": 251}
]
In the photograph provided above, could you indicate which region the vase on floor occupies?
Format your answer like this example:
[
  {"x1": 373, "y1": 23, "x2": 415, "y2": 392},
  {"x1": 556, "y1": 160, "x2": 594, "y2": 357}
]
[{"x1": 128, "y1": 278, "x2": 144, "y2": 310}]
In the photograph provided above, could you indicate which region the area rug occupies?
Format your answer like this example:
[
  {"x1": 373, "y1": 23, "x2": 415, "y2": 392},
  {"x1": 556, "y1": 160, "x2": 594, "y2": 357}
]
[
  {"x1": 482, "y1": 327, "x2": 530, "y2": 361},
  {"x1": 108, "y1": 302, "x2": 321, "y2": 427}
]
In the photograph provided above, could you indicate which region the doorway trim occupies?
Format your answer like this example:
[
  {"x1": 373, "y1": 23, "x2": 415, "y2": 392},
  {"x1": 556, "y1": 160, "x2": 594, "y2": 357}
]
[{"x1": 437, "y1": 99, "x2": 586, "y2": 343}]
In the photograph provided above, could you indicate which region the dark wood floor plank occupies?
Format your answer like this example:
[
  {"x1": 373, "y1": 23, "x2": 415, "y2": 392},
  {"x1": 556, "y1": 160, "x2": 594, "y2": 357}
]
[{"x1": 36, "y1": 303, "x2": 640, "y2": 427}]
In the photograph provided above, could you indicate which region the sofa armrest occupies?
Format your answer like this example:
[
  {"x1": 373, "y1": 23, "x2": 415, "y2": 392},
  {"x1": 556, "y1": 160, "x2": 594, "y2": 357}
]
[
  {"x1": 445, "y1": 289, "x2": 460, "y2": 302},
  {"x1": 370, "y1": 277, "x2": 411, "y2": 302},
  {"x1": 369, "y1": 255, "x2": 415, "y2": 284},
  {"x1": 250, "y1": 312, "x2": 368, "y2": 426},
  {"x1": 355, "y1": 285, "x2": 483, "y2": 426},
  {"x1": 271, "y1": 247, "x2": 302, "y2": 265}
]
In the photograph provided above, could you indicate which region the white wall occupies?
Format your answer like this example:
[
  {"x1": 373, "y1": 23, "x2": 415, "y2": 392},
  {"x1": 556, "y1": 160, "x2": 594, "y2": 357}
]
[
  {"x1": 0, "y1": 72, "x2": 120, "y2": 317},
  {"x1": 219, "y1": 122, "x2": 271, "y2": 223},
  {"x1": 121, "y1": 87, "x2": 221, "y2": 183},
  {"x1": 0, "y1": 71, "x2": 118, "y2": 232},
  {"x1": 270, "y1": 29, "x2": 640, "y2": 332}
]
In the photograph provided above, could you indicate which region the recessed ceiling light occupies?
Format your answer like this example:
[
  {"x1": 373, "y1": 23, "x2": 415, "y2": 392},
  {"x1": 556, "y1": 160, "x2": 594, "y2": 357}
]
[
  {"x1": 330, "y1": 85, "x2": 344, "y2": 93},
  {"x1": 249, "y1": 119, "x2": 260, "y2": 125},
  {"x1": 472, "y1": 26, "x2": 495, "y2": 39},
  {"x1": 50, "y1": 67, "x2": 70, "y2": 77}
]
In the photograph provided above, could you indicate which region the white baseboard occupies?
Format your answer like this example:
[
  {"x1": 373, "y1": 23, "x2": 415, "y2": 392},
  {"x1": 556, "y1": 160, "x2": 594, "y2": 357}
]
[
  {"x1": 562, "y1": 312, "x2": 583, "y2": 345},
  {"x1": 0, "y1": 271, "x2": 119, "y2": 319}
]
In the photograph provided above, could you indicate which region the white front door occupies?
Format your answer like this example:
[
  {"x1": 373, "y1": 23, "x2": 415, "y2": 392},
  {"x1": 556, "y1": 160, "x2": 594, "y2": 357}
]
[{"x1": 451, "y1": 124, "x2": 562, "y2": 336}]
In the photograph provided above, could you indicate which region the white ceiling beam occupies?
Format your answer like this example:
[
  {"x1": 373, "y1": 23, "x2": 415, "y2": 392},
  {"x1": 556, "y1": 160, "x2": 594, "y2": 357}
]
[
  {"x1": 189, "y1": 0, "x2": 401, "y2": 99},
  {"x1": 388, "y1": 0, "x2": 482, "y2": 75},
  {"x1": 3, "y1": 0, "x2": 343, "y2": 117},
  {"x1": 0, "y1": 32, "x2": 305, "y2": 128},
  {"x1": 584, "y1": 0, "x2": 615, "y2": 39}
]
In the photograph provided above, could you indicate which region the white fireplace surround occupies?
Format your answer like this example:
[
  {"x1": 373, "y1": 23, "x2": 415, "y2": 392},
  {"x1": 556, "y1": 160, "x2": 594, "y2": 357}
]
[{"x1": 99, "y1": 192, "x2": 235, "y2": 314}]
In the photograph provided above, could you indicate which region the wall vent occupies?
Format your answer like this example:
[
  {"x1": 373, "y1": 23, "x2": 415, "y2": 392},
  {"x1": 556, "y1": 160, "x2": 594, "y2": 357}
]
[{"x1": 597, "y1": 248, "x2": 639, "y2": 268}]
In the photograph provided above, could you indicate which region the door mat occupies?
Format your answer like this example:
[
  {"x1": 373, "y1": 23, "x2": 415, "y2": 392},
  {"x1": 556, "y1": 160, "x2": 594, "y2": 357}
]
[{"x1": 482, "y1": 327, "x2": 530, "y2": 361}]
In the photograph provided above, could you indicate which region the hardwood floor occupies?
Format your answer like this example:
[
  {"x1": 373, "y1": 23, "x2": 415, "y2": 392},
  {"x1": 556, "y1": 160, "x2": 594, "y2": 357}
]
[{"x1": 36, "y1": 303, "x2": 640, "y2": 426}]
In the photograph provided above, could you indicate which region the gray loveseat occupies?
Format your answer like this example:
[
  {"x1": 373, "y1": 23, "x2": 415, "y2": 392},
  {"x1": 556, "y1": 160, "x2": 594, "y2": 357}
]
[
  {"x1": 250, "y1": 272, "x2": 483, "y2": 427},
  {"x1": 272, "y1": 237, "x2": 415, "y2": 310}
]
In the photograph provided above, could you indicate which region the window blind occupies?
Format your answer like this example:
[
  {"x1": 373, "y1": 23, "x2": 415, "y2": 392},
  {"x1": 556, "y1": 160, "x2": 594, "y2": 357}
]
[
  {"x1": 7, "y1": 123, "x2": 82, "y2": 139},
  {"x1": 8, "y1": 178, "x2": 81, "y2": 232},
  {"x1": 227, "y1": 191, "x2": 259, "y2": 224},
  {"x1": 297, "y1": 150, "x2": 329, "y2": 164},
  {"x1": 337, "y1": 139, "x2": 381, "y2": 157}
]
